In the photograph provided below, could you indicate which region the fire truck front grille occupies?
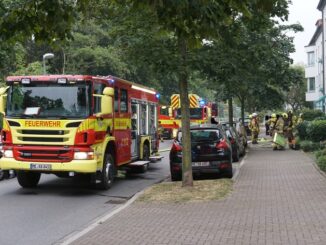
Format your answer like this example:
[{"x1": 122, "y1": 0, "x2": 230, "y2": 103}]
[
  {"x1": 14, "y1": 146, "x2": 73, "y2": 162},
  {"x1": 21, "y1": 137, "x2": 65, "y2": 142},
  {"x1": 16, "y1": 129, "x2": 70, "y2": 144},
  {"x1": 21, "y1": 130, "x2": 66, "y2": 135}
]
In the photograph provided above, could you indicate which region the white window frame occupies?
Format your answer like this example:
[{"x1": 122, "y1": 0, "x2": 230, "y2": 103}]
[
  {"x1": 307, "y1": 51, "x2": 315, "y2": 66},
  {"x1": 308, "y1": 77, "x2": 316, "y2": 92}
]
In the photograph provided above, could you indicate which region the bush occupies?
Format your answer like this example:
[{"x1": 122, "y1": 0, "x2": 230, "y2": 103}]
[
  {"x1": 296, "y1": 121, "x2": 310, "y2": 140},
  {"x1": 313, "y1": 116, "x2": 326, "y2": 121},
  {"x1": 300, "y1": 140, "x2": 320, "y2": 152},
  {"x1": 315, "y1": 150, "x2": 325, "y2": 159},
  {"x1": 307, "y1": 120, "x2": 326, "y2": 142},
  {"x1": 317, "y1": 155, "x2": 326, "y2": 171},
  {"x1": 301, "y1": 109, "x2": 324, "y2": 121}
]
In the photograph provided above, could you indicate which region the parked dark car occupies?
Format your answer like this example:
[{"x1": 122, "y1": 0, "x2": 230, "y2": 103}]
[
  {"x1": 222, "y1": 124, "x2": 246, "y2": 162},
  {"x1": 169, "y1": 124, "x2": 233, "y2": 181}
]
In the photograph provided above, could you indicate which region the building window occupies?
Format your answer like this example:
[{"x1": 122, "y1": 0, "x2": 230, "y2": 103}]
[
  {"x1": 307, "y1": 51, "x2": 315, "y2": 66},
  {"x1": 308, "y1": 77, "x2": 315, "y2": 92}
]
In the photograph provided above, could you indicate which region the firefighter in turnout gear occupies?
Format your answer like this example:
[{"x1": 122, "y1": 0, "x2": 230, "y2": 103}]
[
  {"x1": 286, "y1": 110, "x2": 296, "y2": 149},
  {"x1": 297, "y1": 113, "x2": 303, "y2": 125},
  {"x1": 269, "y1": 113, "x2": 277, "y2": 137},
  {"x1": 249, "y1": 113, "x2": 260, "y2": 144},
  {"x1": 272, "y1": 113, "x2": 286, "y2": 150}
]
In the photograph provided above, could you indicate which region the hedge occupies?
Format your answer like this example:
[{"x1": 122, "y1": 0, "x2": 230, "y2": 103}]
[
  {"x1": 307, "y1": 120, "x2": 326, "y2": 142},
  {"x1": 296, "y1": 121, "x2": 310, "y2": 140},
  {"x1": 301, "y1": 109, "x2": 324, "y2": 121},
  {"x1": 317, "y1": 155, "x2": 326, "y2": 171},
  {"x1": 300, "y1": 140, "x2": 320, "y2": 152}
]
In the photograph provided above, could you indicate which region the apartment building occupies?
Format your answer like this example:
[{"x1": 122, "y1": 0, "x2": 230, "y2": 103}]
[{"x1": 305, "y1": 18, "x2": 323, "y2": 110}]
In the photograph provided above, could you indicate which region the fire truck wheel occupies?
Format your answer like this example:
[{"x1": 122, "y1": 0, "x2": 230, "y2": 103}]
[
  {"x1": 17, "y1": 171, "x2": 41, "y2": 188},
  {"x1": 99, "y1": 153, "x2": 115, "y2": 190}
]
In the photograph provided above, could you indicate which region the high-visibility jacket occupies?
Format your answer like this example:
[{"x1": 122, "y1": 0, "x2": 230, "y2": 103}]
[
  {"x1": 249, "y1": 118, "x2": 260, "y2": 132},
  {"x1": 275, "y1": 117, "x2": 285, "y2": 134}
]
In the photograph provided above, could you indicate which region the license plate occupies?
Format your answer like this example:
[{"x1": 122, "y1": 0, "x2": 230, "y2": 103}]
[
  {"x1": 30, "y1": 163, "x2": 52, "y2": 170},
  {"x1": 192, "y1": 162, "x2": 210, "y2": 167}
]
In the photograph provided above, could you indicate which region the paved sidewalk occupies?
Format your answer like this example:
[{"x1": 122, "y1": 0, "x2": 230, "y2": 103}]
[{"x1": 68, "y1": 143, "x2": 326, "y2": 245}]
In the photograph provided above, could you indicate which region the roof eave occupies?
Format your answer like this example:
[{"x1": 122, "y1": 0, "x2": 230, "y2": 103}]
[{"x1": 318, "y1": 0, "x2": 326, "y2": 11}]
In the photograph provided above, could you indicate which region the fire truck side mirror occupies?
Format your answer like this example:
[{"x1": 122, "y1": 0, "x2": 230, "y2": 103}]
[
  {"x1": 96, "y1": 87, "x2": 114, "y2": 117},
  {"x1": 0, "y1": 94, "x2": 6, "y2": 115},
  {"x1": 103, "y1": 87, "x2": 114, "y2": 97}
]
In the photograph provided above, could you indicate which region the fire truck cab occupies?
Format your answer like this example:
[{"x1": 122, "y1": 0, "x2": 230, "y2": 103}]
[{"x1": 0, "y1": 75, "x2": 162, "y2": 189}]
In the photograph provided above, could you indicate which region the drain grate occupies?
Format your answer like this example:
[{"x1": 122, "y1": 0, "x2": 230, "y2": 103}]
[{"x1": 105, "y1": 197, "x2": 129, "y2": 204}]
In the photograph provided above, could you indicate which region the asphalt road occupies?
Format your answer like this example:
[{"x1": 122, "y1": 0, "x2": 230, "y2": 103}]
[{"x1": 0, "y1": 141, "x2": 172, "y2": 245}]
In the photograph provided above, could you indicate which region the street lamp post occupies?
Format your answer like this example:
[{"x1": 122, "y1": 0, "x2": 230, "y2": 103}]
[{"x1": 43, "y1": 53, "x2": 54, "y2": 74}]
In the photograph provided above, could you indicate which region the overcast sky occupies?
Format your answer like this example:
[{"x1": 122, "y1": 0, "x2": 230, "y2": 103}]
[{"x1": 287, "y1": 0, "x2": 321, "y2": 64}]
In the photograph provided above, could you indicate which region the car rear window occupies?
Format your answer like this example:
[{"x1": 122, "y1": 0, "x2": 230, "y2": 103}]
[
  {"x1": 176, "y1": 129, "x2": 221, "y2": 143},
  {"x1": 192, "y1": 129, "x2": 221, "y2": 142}
]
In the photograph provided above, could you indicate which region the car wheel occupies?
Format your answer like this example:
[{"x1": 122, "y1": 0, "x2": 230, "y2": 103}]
[
  {"x1": 171, "y1": 172, "x2": 181, "y2": 181},
  {"x1": 0, "y1": 170, "x2": 4, "y2": 181},
  {"x1": 98, "y1": 153, "x2": 115, "y2": 190},
  {"x1": 17, "y1": 171, "x2": 41, "y2": 188},
  {"x1": 3, "y1": 170, "x2": 10, "y2": 179},
  {"x1": 233, "y1": 148, "x2": 240, "y2": 162},
  {"x1": 224, "y1": 167, "x2": 233, "y2": 178}
]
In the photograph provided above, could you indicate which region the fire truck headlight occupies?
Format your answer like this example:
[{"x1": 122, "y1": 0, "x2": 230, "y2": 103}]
[
  {"x1": 172, "y1": 129, "x2": 178, "y2": 138},
  {"x1": 74, "y1": 152, "x2": 94, "y2": 160},
  {"x1": 3, "y1": 150, "x2": 13, "y2": 158}
]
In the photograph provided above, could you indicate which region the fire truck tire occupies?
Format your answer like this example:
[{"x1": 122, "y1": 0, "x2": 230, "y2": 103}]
[
  {"x1": 17, "y1": 171, "x2": 41, "y2": 188},
  {"x1": 98, "y1": 153, "x2": 115, "y2": 190}
]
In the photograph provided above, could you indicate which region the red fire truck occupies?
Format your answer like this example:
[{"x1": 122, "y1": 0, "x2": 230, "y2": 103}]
[
  {"x1": 0, "y1": 75, "x2": 162, "y2": 189},
  {"x1": 158, "y1": 105, "x2": 179, "y2": 139},
  {"x1": 171, "y1": 94, "x2": 218, "y2": 134}
]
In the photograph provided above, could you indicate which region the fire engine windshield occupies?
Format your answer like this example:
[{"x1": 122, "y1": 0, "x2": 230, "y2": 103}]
[
  {"x1": 175, "y1": 108, "x2": 203, "y2": 119},
  {"x1": 6, "y1": 83, "x2": 90, "y2": 119}
]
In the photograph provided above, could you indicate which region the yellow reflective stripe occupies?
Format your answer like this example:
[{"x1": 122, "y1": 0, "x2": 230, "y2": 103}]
[
  {"x1": 171, "y1": 95, "x2": 180, "y2": 109},
  {"x1": 189, "y1": 95, "x2": 198, "y2": 108},
  {"x1": 114, "y1": 118, "x2": 131, "y2": 130}
]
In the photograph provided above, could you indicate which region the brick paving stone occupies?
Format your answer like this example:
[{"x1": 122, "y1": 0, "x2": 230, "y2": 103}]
[{"x1": 69, "y1": 143, "x2": 326, "y2": 245}]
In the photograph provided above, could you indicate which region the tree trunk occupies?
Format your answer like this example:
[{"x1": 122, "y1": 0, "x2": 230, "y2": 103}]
[
  {"x1": 240, "y1": 96, "x2": 245, "y2": 123},
  {"x1": 228, "y1": 98, "x2": 233, "y2": 126},
  {"x1": 178, "y1": 36, "x2": 193, "y2": 187}
]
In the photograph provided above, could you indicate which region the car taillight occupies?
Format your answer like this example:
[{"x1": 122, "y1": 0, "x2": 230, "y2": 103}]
[
  {"x1": 171, "y1": 142, "x2": 182, "y2": 152},
  {"x1": 216, "y1": 139, "x2": 228, "y2": 150},
  {"x1": 219, "y1": 162, "x2": 230, "y2": 169}
]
